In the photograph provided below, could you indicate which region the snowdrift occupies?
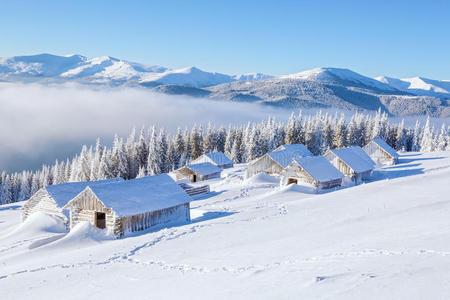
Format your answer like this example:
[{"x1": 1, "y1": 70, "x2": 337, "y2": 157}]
[
  {"x1": 45, "y1": 222, "x2": 114, "y2": 249},
  {"x1": 243, "y1": 173, "x2": 280, "y2": 185},
  {"x1": 2, "y1": 211, "x2": 67, "y2": 239}
]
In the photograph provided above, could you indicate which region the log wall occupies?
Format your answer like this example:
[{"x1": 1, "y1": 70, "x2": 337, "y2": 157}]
[
  {"x1": 246, "y1": 155, "x2": 283, "y2": 178},
  {"x1": 22, "y1": 189, "x2": 68, "y2": 225},
  {"x1": 67, "y1": 189, "x2": 115, "y2": 231},
  {"x1": 116, "y1": 203, "x2": 191, "y2": 237},
  {"x1": 363, "y1": 143, "x2": 396, "y2": 165}
]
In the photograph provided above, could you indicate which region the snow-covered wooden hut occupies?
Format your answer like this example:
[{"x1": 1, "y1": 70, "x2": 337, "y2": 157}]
[
  {"x1": 363, "y1": 138, "x2": 399, "y2": 165},
  {"x1": 347, "y1": 146, "x2": 376, "y2": 168},
  {"x1": 191, "y1": 152, "x2": 233, "y2": 169},
  {"x1": 245, "y1": 144, "x2": 313, "y2": 179},
  {"x1": 173, "y1": 162, "x2": 221, "y2": 182},
  {"x1": 324, "y1": 147, "x2": 374, "y2": 183},
  {"x1": 21, "y1": 178, "x2": 124, "y2": 225},
  {"x1": 63, "y1": 174, "x2": 192, "y2": 238},
  {"x1": 281, "y1": 156, "x2": 344, "y2": 189}
]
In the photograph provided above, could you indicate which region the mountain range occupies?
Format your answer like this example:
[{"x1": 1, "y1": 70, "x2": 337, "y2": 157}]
[{"x1": 0, "y1": 53, "x2": 449, "y2": 117}]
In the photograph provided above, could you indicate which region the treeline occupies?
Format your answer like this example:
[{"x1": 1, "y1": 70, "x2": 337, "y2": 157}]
[{"x1": 1, "y1": 110, "x2": 449, "y2": 204}]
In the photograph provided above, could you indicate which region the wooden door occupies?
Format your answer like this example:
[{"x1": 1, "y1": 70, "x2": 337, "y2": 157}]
[
  {"x1": 190, "y1": 174, "x2": 197, "y2": 182},
  {"x1": 95, "y1": 212, "x2": 106, "y2": 229}
]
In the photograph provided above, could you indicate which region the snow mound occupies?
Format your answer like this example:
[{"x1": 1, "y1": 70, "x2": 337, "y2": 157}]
[
  {"x1": 8, "y1": 212, "x2": 67, "y2": 238},
  {"x1": 244, "y1": 173, "x2": 279, "y2": 185},
  {"x1": 277, "y1": 182, "x2": 316, "y2": 194},
  {"x1": 46, "y1": 222, "x2": 113, "y2": 249}
]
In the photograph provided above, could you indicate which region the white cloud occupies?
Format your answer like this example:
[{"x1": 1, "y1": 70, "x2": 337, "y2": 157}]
[{"x1": 0, "y1": 82, "x2": 293, "y2": 172}]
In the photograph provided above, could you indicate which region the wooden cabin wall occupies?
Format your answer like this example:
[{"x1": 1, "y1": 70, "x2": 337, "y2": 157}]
[
  {"x1": 318, "y1": 178, "x2": 342, "y2": 189},
  {"x1": 246, "y1": 155, "x2": 282, "y2": 178},
  {"x1": 281, "y1": 166, "x2": 315, "y2": 186},
  {"x1": 191, "y1": 156, "x2": 212, "y2": 165},
  {"x1": 22, "y1": 189, "x2": 68, "y2": 225},
  {"x1": 174, "y1": 168, "x2": 193, "y2": 180},
  {"x1": 324, "y1": 153, "x2": 354, "y2": 176},
  {"x1": 364, "y1": 143, "x2": 395, "y2": 165},
  {"x1": 68, "y1": 190, "x2": 115, "y2": 231},
  {"x1": 204, "y1": 172, "x2": 221, "y2": 181},
  {"x1": 117, "y1": 203, "x2": 190, "y2": 237}
]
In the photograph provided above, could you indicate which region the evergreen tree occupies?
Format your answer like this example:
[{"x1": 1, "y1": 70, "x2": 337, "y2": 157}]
[
  {"x1": 190, "y1": 125, "x2": 203, "y2": 159},
  {"x1": 395, "y1": 119, "x2": 407, "y2": 151},
  {"x1": 333, "y1": 114, "x2": 346, "y2": 149},
  {"x1": 420, "y1": 116, "x2": 434, "y2": 152},
  {"x1": 412, "y1": 120, "x2": 422, "y2": 151}
]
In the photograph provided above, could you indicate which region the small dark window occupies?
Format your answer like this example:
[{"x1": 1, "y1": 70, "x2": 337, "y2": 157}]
[
  {"x1": 288, "y1": 178, "x2": 298, "y2": 185},
  {"x1": 95, "y1": 212, "x2": 106, "y2": 229}
]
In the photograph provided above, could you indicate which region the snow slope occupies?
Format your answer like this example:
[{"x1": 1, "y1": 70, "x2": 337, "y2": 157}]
[
  {"x1": 376, "y1": 76, "x2": 450, "y2": 98},
  {"x1": 1, "y1": 151, "x2": 450, "y2": 299},
  {"x1": 0, "y1": 54, "x2": 168, "y2": 83},
  {"x1": 283, "y1": 67, "x2": 398, "y2": 92},
  {"x1": 139, "y1": 66, "x2": 235, "y2": 88},
  {"x1": 0, "y1": 54, "x2": 271, "y2": 88}
]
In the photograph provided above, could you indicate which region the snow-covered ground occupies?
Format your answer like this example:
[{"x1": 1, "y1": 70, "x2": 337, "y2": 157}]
[{"x1": 1, "y1": 151, "x2": 450, "y2": 299}]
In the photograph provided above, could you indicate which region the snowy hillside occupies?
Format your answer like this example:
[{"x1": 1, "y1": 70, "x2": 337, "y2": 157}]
[
  {"x1": 376, "y1": 76, "x2": 450, "y2": 99},
  {"x1": 0, "y1": 54, "x2": 168, "y2": 83},
  {"x1": 207, "y1": 74, "x2": 450, "y2": 117},
  {"x1": 1, "y1": 151, "x2": 450, "y2": 299},
  {"x1": 1, "y1": 53, "x2": 449, "y2": 116},
  {"x1": 0, "y1": 54, "x2": 270, "y2": 88},
  {"x1": 282, "y1": 67, "x2": 398, "y2": 92},
  {"x1": 139, "y1": 66, "x2": 235, "y2": 88}
]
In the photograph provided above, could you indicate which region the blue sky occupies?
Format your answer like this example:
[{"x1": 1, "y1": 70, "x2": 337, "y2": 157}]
[{"x1": 1, "y1": 0, "x2": 449, "y2": 78}]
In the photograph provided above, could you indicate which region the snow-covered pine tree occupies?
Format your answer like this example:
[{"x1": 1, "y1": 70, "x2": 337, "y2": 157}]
[
  {"x1": 147, "y1": 126, "x2": 160, "y2": 176},
  {"x1": 18, "y1": 171, "x2": 31, "y2": 202},
  {"x1": 216, "y1": 126, "x2": 227, "y2": 153},
  {"x1": 78, "y1": 145, "x2": 91, "y2": 182},
  {"x1": 136, "y1": 165, "x2": 146, "y2": 178},
  {"x1": 125, "y1": 127, "x2": 139, "y2": 179},
  {"x1": 157, "y1": 129, "x2": 168, "y2": 173},
  {"x1": 97, "y1": 150, "x2": 113, "y2": 179},
  {"x1": 136, "y1": 127, "x2": 148, "y2": 170},
  {"x1": 395, "y1": 119, "x2": 407, "y2": 151},
  {"x1": 203, "y1": 122, "x2": 216, "y2": 154},
  {"x1": 420, "y1": 116, "x2": 434, "y2": 152},
  {"x1": 166, "y1": 139, "x2": 177, "y2": 172},
  {"x1": 436, "y1": 123, "x2": 448, "y2": 151},
  {"x1": 224, "y1": 126, "x2": 234, "y2": 159},
  {"x1": 90, "y1": 139, "x2": 102, "y2": 181},
  {"x1": 190, "y1": 125, "x2": 203, "y2": 160},
  {"x1": 173, "y1": 127, "x2": 184, "y2": 168},
  {"x1": 412, "y1": 120, "x2": 422, "y2": 151},
  {"x1": 333, "y1": 114, "x2": 346, "y2": 149},
  {"x1": 285, "y1": 112, "x2": 298, "y2": 144},
  {"x1": 0, "y1": 175, "x2": 12, "y2": 204},
  {"x1": 346, "y1": 114, "x2": 359, "y2": 146}
]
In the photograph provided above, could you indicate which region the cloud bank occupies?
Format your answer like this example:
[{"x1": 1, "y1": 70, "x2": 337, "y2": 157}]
[{"x1": 0, "y1": 83, "x2": 294, "y2": 172}]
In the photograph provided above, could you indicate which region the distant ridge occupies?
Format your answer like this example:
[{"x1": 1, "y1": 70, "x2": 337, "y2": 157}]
[{"x1": 0, "y1": 53, "x2": 449, "y2": 117}]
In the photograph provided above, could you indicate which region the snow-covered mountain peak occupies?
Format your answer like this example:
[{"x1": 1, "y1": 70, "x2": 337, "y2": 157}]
[
  {"x1": 281, "y1": 67, "x2": 397, "y2": 91},
  {"x1": 375, "y1": 75, "x2": 450, "y2": 97}
]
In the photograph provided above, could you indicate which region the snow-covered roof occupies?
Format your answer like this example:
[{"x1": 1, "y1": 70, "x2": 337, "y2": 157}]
[
  {"x1": 45, "y1": 178, "x2": 124, "y2": 208},
  {"x1": 267, "y1": 150, "x2": 306, "y2": 168},
  {"x1": 274, "y1": 144, "x2": 313, "y2": 157},
  {"x1": 292, "y1": 156, "x2": 344, "y2": 182},
  {"x1": 77, "y1": 174, "x2": 192, "y2": 217},
  {"x1": 328, "y1": 147, "x2": 374, "y2": 173},
  {"x1": 194, "y1": 152, "x2": 233, "y2": 166},
  {"x1": 370, "y1": 138, "x2": 399, "y2": 158},
  {"x1": 185, "y1": 162, "x2": 221, "y2": 176},
  {"x1": 348, "y1": 146, "x2": 376, "y2": 167}
]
